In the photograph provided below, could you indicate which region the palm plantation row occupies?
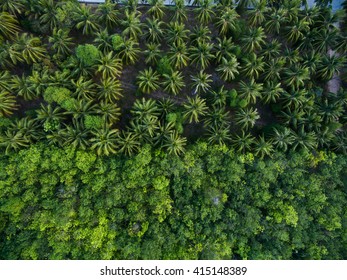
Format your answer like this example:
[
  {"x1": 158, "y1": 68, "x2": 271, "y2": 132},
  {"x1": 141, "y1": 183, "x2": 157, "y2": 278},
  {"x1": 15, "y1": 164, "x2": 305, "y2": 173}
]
[{"x1": 0, "y1": 0, "x2": 346, "y2": 157}]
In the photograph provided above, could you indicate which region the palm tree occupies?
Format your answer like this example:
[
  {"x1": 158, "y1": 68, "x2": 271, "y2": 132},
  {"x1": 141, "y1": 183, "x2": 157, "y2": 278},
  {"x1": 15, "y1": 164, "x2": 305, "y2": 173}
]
[
  {"x1": 68, "y1": 100, "x2": 96, "y2": 120},
  {"x1": 271, "y1": 126, "x2": 294, "y2": 152},
  {"x1": 163, "y1": 132, "x2": 186, "y2": 156},
  {"x1": 0, "y1": 71, "x2": 11, "y2": 91},
  {"x1": 206, "y1": 123, "x2": 231, "y2": 145},
  {"x1": 11, "y1": 74, "x2": 36, "y2": 101},
  {"x1": 157, "y1": 98, "x2": 176, "y2": 118},
  {"x1": 0, "y1": 12, "x2": 20, "y2": 39},
  {"x1": 171, "y1": 0, "x2": 187, "y2": 23},
  {"x1": 96, "y1": 0, "x2": 119, "y2": 30},
  {"x1": 260, "y1": 39, "x2": 282, "y2": 61},
  {"x1": 154, "y1": 121, "x2": 175, "y2": 146},
  {"x1": 117, "y1": 131, "x2": 140, "y2": 156},
  {"x1": 137, "y1": 67, "x2": 160, "y2": 94},
  {"x1": 189, "y1": 41, "x2": 215, "y2": 70},
  {"x1": 280, "y1": 89, "x2": 307, "y2": 109},
  {"x1": 73, "y1": 4, "x2": 100, "y2": 35},
  {"x1": 215, "y1": 7, "x2": 239, "y2": 36},
  {"x1": 216, "y1": 56, "x2": 239, "y2": 82},
  {"x1": 291, "y1": 126, "x2": 317, "y2": 152},
  {"x1": 117, "y1": 38, "x2": 140, "y2": 65},
  {"x1": 254, "y1": 135, "x2": 274, "y2": 159},
  {"x1": 144, "y1": 18, "x2": 164, "y2": 43},
  {"x1": 0, "y1": 90, "x2": 17, "y2": 117},
  {"x1": 148, "y1": 0, "x2": 165, "y2": 20},
  {"x1": 241, "y1": 26, "x2": 266, "y2": 53},
  {"x1": 265, "y1": 7, "x2": 285, "y2": 35},
  {"x1": 214, "y1": 37, "x2": 236, "y2": 64},
  {"x1": 49, "y1": 28, "x2": 74, "y2": 58},
  {"x1": 97, "y1": 77, "x2": 123, "y2": 102},
  {"x1": 231, "y1": 130, "x2": 255, "y2": 153},
  {"x1": 283, "y1": 64, "x2": 310, "y2": 89},
  {"x1": 0, "y1": 41, "x2": 23, "y2": 68},
  {"x1": 238, "y1": 78, "x2": 263, "y2": 105},
  {"x1": 94, "y1": 29, "x2": 113, "y2": 53},
  {"x1": 261, "y1": 81, "x2": 284, "y2": 104},
  {"x1": 131, "y1": 98, "x2": 160, "y2": 121},
  {"x1": 93, "y1": 100, "x2": 121, "y2": 125},
  {"x1": 196, "y1": 0, "x2": 215, "y2": 24},
  {"x1": 15, "y1": 33, "x2": 46, "y2": 64},
  {"x1": 165, "y1": 22, "x2": 190, "y2": 46},
  {"x1": 121, "y1": 10, "x2": 143, "y2": 40},
  {"x1": 0, "y1": 130, "x2": 29, "y2": 155},
  {"x1": 209, "y1": 86, "x2": 228, "y2": 107},
  {"x1": 313, "y1": 28, "x2": 338, "y2": 54},
  {"x1": 262, "y1": 58, "x2": 285, "y2": 82},
  {"x1": 281, "y1": 108, "x2": 306, "y2": 129},
  {"x1": 60, "y1": 119, "x2": 90, "y2": 150},
  {"x1": 183, "y1": 96, "x2": 208, "y2": 123},
  {"x1": 168, "y1": 42, "x2": 190, "y2": 69},
  {"x1": 10, "y1": 117, "x2": 43, "y2": 142},
  {"x1": 284, "y1": 18, "x2": 310, "y2": 43},
  {"x1": 191, "y1": 71, "x2": 212, "y2": 94},
  {"x1": 235, "y1": 107, "x2": 260, "y2": 130},
  {"x1": 190, "y1": 25, "x2": 212, "y2": 46},
  {"x1": 144, "y1": 43, "x2": 161, "y2": 65},
  {"x1": 302, "y1": 51, "x2": 322, "y2": 76},
  {"x1": 39, "y1": 0, "x2": 60, "y2": 32},
  {"x1": 162, "y1": 71, "x2": 185, "y2": 95},
  {"x1": 71, "y1": 76, "x2": 96, "y2": 101},
  {"x1": 90, "y1": 126, "x2": 119, "y2": 156},
  {"x1": 241, "y1": 53, "x2": 265, "y2": 79},
  {"x1": 204, "y1": 105, "x2": 229, "y2": 127},
  {"x1": 246, "y1": 0, "x2": 267, "y2": 27},
  {"x1": 35, "y1": 104, "x2": 65, "y2": 127},
  {"x1": 317, "y1": 54, "x2": 345, "y2": 81},
  {"x1": 318, "y1": 97, "x2": 344, "y2": 123},
  {"x1": 0, "y1": 0, "x2": 25, "y2": 15},
  {"x1": 96, "y1": 51, "x2": 123, "y2": 79}
]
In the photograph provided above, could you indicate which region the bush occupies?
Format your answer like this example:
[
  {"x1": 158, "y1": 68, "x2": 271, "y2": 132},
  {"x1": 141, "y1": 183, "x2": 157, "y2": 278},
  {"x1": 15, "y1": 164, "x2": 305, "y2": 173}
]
[
  {"x1": 44, "y1": 87, "x2": 71, "y2": 105},
  {"x1": 84, "y1": 115, "x2": 104, "y2": 129},
  {"x1": 111, "y1": 35, "x2": 124, "y2": 51},
  {"x1": 157, "y1": 56, "x2": 172, "y2": 75},
  {"x1": 238, "y1": 99, "x2": 248, "y2": 108},
  {"x1": 76, "y1": 44, "x2": 100, "y2": 66}
]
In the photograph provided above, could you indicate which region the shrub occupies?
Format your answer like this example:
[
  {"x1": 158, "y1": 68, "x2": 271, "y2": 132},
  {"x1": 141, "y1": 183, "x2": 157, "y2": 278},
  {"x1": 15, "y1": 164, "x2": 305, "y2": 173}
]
[
  {"x1": 157, "y1": 56, "x2": 172, "y2": 75},
  {"x1": 84, "y1": 115, "x2": 104, "y2": 129},
  {"x1": 111, "y1": 35, "x2": 124, "y2": 51},
  {"x1": 76, "y1": 44, "x2": 100, "y2": 66},
  {"x1": 44, "y1": 87, "x2": 71, "y2": 105}
]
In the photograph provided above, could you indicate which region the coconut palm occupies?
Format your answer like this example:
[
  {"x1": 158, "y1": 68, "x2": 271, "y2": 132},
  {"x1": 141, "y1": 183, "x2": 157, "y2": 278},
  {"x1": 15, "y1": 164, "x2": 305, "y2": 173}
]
[
  {"x1": 183, "y1": 96, "x2": 208, "y2": 123},
  {"x1": 196, "y1": 0, "x2": 215, "y2": 24},
  {"x1": 206, "y1": 123, "x2": 231, "y2": 145},
  {"x1": 214, "y1": 37, "x2": 236, "y2": 64},
  {"x1": 163, "y1": 132, "x2": 186, "y2": 156},
  {"x1": 238, "y1": 78, "x2": 263, "y2": 105},
  {"x1": 148, "y1": 0, "x2": 165, "y2": 20},
  {"x1": 0, "y1": 12, "x2": 20, "y2": 39},
  {"x1": 283, "y1": 64, "x2": 310, "y2": 89},
  {"x1": 96, "y1": 0, "x2": 119, "y2": 30},
  {"x1": 11, "y1": 74, "x2": 36, "y2": 101},
  {"x1": 0, "y1": 90, "x2": 17, "y2": 117},
  {"x1": 0, "y1": 130, "x2": 29, "y2": 155},
  {"x1": 0, "y1": 0, "x2": 25, "y2": 15},
  {"x1": 313, "y1": 28, "x2": 338, "y2": 54},
  {"x1": 302, "y1": 51, "x2": 322, "y2": 76},
  {"x1": 215, "y1": 7, "x2": 239, "y2": 36},
  {"x1": 261, "y1": 81, "x2": 284, "y2": 104},
  {"x1": 117, "y1": 131, "x2": 140, "y2": 156},
  {"x1": 317, "y1": 54, "x2": 346, "y2": 81},
  {"x1": 157, "y1": 98, "x2": 176, "y2": 118},
  {"x1": 190, "y1": 25, "x2": 212, "y2": 46},
  {"x1": 131, "y1": 98, "x2": 160, "y2": 121},
  {"x1": 332, "y1": 132, "x2": 347, "y2": 154},
  {"x1": 216, "y1": 56, "x2": 239, "y2": 82},
  {"x1": 121, "y1": 10, "x2": 143, "y2": 40},
  {"x1": 165, "y1": 22, "x2": 189, "y2": 46},
  {"x1": 204, "y1": 105, "x2": 229, "y2": 127},
  {"x1": 71, "y1": 76, "x2": 96, "y2": 101},
  {"x1": 90, "y1": 126, "x2": 119, "y2": 156},
  {"x1": 49, "y1": 28, "x2": 74, "y2": 57},
  {"x1": 241, "y1": 26, "x2": 266, "y2": 53},
  {"x1": 60, "y1": 119, "x2": 90, "y2": 150},
  {"x1": 162, "y1": 71, "x2": 185, "y2": 95},
  {"x1": 291, "y1": 126, "x2": 317, "y2": 152},
  {"x1": 137, "y1": 67, "x2": 160, "y2": 94},
  {"x1": 235, "y1": 107, "x2": 260, "y2": 130},
  {"x1": 231, "y1": 130, "x2": 255, "y2": 153},
  {"x1": 144, "y1": 18, "x2": 164, "y2": 43},
  {"x1": 189, "y1": 41, "x2": 215, "y2": 70},
  {"x1": 15, "y1": 33, "x2": 46, "y2": 64},
  {"x1": 191, "y1": 71, "x2": 212, "y2": 94},
  {"x1": 168, "y1": 42, "x2": 190, "y2": 69},
  {"x1": 117, "y1": 38, "x2": 141, "y2": 65},
  {"x1": 271, "y1": 126, "x2": 294, "y2": 152},
  {"x1": 241, "y1": 53, "x2": 265, "y2": 79},
  {"x1": 144, "y1": 43, "x2": 161, "y2": 65},
  {"x1": 94, "y1": 29, "x2": 113, "y2": 53},
  {"x1": 298, "y1": 30, "x2": 315, "y2": 52},
  {"x1": 283, "y1": 47, "x2": 301, "y2": 66},
  {"x1": 96, "y1": 51, "x2": 123, "y2": 79},
  {"x1": 97, "y1": 77, "x2": 123, "y2": 102},
  {"x1": 172, "y1": 0, "x2": 187, "y2": 23},
  {"x1": 154, "y1": 121, "x2": 176, "y2": 146},
  {"x1": 73, "y1": 4, "x2": 100, "y2": 35},
  {"x1": 254, "y1": 135, "x2": 274, "y2": 159},
  {"x1": 93, "y1": 100, "x2": 121, "y2": 125}
]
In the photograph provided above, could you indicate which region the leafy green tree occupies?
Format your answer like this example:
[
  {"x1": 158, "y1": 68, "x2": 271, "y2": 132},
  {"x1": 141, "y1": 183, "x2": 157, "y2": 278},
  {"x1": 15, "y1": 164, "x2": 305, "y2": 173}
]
[
  {"x1": 137, "y1": 68, "x2": 161, "y2": 94},
  {"x1": 162, "y1": 71, "x2": 185, "y2": 95},
  {"x1": 183, "y1": 96, "x2": 208, "y2": 123},
  {"x1": 76, "y1": 44, "x2": 100, "y2": 67}
]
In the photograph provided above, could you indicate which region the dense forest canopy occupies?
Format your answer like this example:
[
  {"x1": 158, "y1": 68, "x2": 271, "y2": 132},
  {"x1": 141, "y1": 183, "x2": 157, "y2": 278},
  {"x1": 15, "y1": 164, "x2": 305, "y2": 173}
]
[{"x1": 0, "y1": 0, "x2": 346, "y2": 259}]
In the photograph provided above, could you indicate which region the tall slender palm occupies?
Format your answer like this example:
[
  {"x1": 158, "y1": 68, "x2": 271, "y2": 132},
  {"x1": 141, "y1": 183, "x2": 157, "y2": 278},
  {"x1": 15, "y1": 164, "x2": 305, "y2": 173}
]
[
  {"x1": 238, "y1": 78, "x2": 263, "y2": 105},
  {"x1": 313, "y1": 28, "x2": 338, "y2": 54},
  {"x1": 318, "y1": 97, "x2": 344, "y2": 123},
  {"x1": 162, "y1": 71, "x2": 185, "y2": 95},
  {"x1": 262, "y1": 58, "x2": 285, "y2": 82},
  {"x1": 280, "y1": 89, "x2": 307, "y2": 109},
  {"x1": 157, "y1": 98, "x2": 176, "y2": 118},
  {"x1": 0, "y1": 12, "x2": 20, "y2": 39},
  {"x1": 144, "y1": 43, "x2": 161, "y2": 65},
  {"x1": 281, "y1": 108, "x2": 306, "y2": 129},
  {"x1": 204, "y1": 105, "x2": 229, "y2": 128},
  {"x1": 93, "y1": 100, "x2": 121, "y2": 125},
  {"x1": 68, "y1": 100, "x2": 96, "y2": 120},
  {"x1": 215, "y1": 7, "x2": 239, "y2": 36},
  {"x1": 9, "y1": 117, "x2": 43, "y2": 142},
  {"x1": 97, "y1": 77, "x2": 123, "y2": 102},
  {"x1": 168, "y1": 42, "x2": 190, "y2": 70},
  {"x1": 241, "y1": 53, "x2": 265, "y2": 79},
  {"x1": 0, "y1": 41, "x2": 23, "y2": 68},
  {"x1": 261, "y1": 81, "x2": 284, "y2": 104},
  {"x1": 0, "y1": 90, "x2": 17, "y2": 117},
  {"x1": 216, "y1": 56, "x2": 240, "y2": 82},
  {"x1": 231, "y1": 131, "x2": 255, "y2": 153},
  {"x1": 131, "y1": 98, "x2": 160, "y2": 121},
  {"x1": 283, "y1": 64, "x2": 310, "y2": 89},
  {"x1": 163, "y1": 132, "x2": 187, "y2": 156},
  {"x1": 209, "y1": 86, "x2": 228, "y2": 107},
  {"x1": 265, "y1": 7, "x2": 285, "y2": 35},
  {"x1": 121, "y1": 10, "x2": 143, "y2": 40},
  {"x1": 241, "y1": 26, "x2": 266, "y2": 53},
  {"x1": 96, "y1": 0, "x2": 119, "y2": 30},
  {"x1": 183, "y1": 96, "x2": 208, "y2": 123},
  {"x1": 0, "y1": 0, "x2": 25, "y2": 15},
  {"x1": 190, "y1": 25, "x2": 212, "y2": 46},
  {"x1": 235, "y1": 107, "x2": 260, "y2": 130},
  {"x1": 260, "y1": 39, "x2": 282, "y2": 61},
  {"x1": 136, "y1": 67, "x2": 161, "y2": 94},
  {"x1": 73, "y1": 4, "x2": 100, "y2": 35},
  {"x1": 35, "y1": 104, "x2": 65, "y2": 125},
  {"x1": 90, "y1": 126, "x2": 119, "y2": 156},
  {"x1": 317, "y1": 54, "x2": 346, "y2": 81},
  {"x1": 0, "y1": 71, "x2": 11, "y2": 91},
  {"x1": 284, "y1": 18, "x2": 310, "y2": 43},
  {"x1": 191, "y1": 71, "x2": 212, "y2": 94},
  {"x1": 302, "y1": 51, "x2": 322, "y2": 76},
  {"x1": 96, "y1": 51, "x2": 123, "y2": 79},
  {"x1": 291, "y1": 126, "x2": 317, "y2": 152},
  {"x1": 49, "y1": 28, "x2": 74, "y2": 57},
  {"x1": 214, "y1": 37, "x2": 236, "y2": 64},
  {"x1": 39, "y1": 0, "x2": 60, "y2": 32},
  {"x1": 148, "y1": 0, "x2": 165, "y2": 20},
  {"x1": 189, "y1": 41, "x2": 215, "y2": 70},
  {"x1": 246, "y1": 0, "x2": 267, "y2": 27}
]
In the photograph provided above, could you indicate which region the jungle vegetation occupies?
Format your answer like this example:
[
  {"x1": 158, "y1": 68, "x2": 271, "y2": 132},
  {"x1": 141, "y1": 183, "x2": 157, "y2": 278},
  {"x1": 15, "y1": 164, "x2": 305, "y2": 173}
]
[{"x1": 0, "y1": 0, "x2": 346, "y2": 259}]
